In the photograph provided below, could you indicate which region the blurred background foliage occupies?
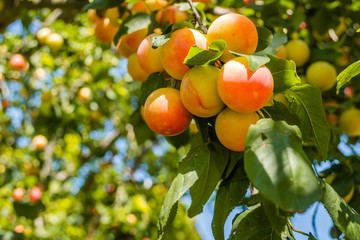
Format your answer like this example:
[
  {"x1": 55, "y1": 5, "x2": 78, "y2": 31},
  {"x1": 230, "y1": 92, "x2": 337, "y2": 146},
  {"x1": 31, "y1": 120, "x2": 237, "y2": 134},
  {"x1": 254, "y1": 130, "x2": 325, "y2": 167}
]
[
  {"x1": 0, "y1": 0, "x2": 360, "y2": 239},
  {"x1": 0, "y1": 4, "x2": 199, "y2": 240}
]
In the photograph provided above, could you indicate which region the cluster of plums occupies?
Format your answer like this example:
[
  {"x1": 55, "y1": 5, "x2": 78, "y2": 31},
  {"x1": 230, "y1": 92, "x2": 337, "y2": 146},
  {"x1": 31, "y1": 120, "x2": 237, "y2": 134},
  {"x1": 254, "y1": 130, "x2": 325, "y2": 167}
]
[
  {"x1": 132, "y1": 13, "x2": 273, "y2": 152},
  {"x1": 87, "y1": 2, "x2": 358, "y2": 146}
]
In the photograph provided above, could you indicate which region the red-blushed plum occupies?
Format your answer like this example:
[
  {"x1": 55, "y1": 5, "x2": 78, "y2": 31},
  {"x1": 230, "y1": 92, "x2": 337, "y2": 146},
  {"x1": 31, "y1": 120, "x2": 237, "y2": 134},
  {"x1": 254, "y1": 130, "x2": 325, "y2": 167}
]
[
  {"x1": 180, "y1": 65, "x2": 224, "y2": 117},
  {"x1": 12, "y1": 188, "x2": 25, "y2": 201},
  {"x1": 10, "y1": 54, "x2": 27, "y2": 71},
  {"x1": 29, "y1": 187, "x2": 42, "y2": 203},
  {"x1": 217, "y1": 57, "x2": 273, "y2": 113},
  {"x1": 144, "y1": 88, "x2": 192, "y2": 136},
  {"x1": 161, "y1": 28, "x2": 207, "y2": 80}
]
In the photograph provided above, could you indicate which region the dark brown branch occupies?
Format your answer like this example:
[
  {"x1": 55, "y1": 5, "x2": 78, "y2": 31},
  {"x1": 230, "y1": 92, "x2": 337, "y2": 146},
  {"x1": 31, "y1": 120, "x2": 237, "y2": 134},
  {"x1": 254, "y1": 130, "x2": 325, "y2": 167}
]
[{"x1": 186, "y1": 0, "x2": 207, "y2": 34}]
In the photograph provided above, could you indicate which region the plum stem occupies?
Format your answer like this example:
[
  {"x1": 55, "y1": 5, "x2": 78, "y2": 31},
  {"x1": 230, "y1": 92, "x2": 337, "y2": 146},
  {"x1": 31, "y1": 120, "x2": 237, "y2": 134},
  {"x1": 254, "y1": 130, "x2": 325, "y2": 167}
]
[{"x1": 186, "y1": 0, "x2": 208, "y2": 34}]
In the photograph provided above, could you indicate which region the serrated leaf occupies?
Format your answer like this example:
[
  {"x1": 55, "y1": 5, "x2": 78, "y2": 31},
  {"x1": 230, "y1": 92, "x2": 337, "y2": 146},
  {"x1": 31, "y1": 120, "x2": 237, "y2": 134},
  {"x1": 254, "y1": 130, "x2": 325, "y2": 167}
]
[
  {"x1": 336, "y1": 60, "x2": 360, "y2": 94},
  {"x1": 188, "y1": 142, "x2": 229, "y2": 217},
  {"x1": 284, "y1": 85, "x2": 330, "y2": 161},
  {"x1": 113, "y1": 13, "x2": 151, "y2": 44},
  {"x1": 321, "y1": 183, "x2": 360, "y2": 240},
  {"x1": 161, "y1": 201, "x2": 178, "y2": 235},
  {"x1": 263, "y1": 101, "x2": 300, "y2": 127},
  {"x1": 255, "y1": 27, "x2": 273, "y2": 52},
  {"x1": 83, "y1": 0, "x2": 124, "y2": 10},
  {"x1": 184, "y1": 40, "x2": 226, "y2": 67},
  {"x1": 229, "y1": 51, "x2": 270, "y2": 71},
  {"x1": 157, "y1": 145, "x2": 210, "y2": 239},
  {"x1": 244, "y1": 119, "x2": 322, "y2": 211},
  {"x1": 230, "y1": 204, "x2": 282, "y2": 240},
  {"x1": 266, "y1": 55, "x2": 301, "y2": 93},
  {"x1": 140, "y1": 72, "x2": 167, "y2": 105},
  {"x1": 212, "y1": 162, "x2": 249, "y2": 240}
]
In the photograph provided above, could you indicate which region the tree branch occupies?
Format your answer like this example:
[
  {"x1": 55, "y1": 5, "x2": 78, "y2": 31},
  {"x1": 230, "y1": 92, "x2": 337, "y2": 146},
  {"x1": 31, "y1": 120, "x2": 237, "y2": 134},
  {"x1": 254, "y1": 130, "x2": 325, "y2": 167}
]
[
  {"x1": 40, "y1": 129, "x2": 62, "y2": 181},
  {"x1": 186, "y1": 0, "x2": 207, "y2": 34}
]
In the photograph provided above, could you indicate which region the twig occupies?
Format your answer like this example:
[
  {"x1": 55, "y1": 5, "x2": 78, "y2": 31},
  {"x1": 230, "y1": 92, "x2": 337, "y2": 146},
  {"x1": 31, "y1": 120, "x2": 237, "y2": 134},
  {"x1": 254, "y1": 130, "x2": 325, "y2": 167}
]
[
  {"x1": 40, "y1": 129, "x2": 62, "y2": 181},
  {"x1": 86, "y1": 215, "x2": 100, "y2": 240},
  {"x1": 100, "y1": 129, "x2": 121, "y2": 149},
  {"x1": 288, "y1": 219, "x2": 313, "y2": 238},
  {"x1": 44, "y1": 8, "x2": 63, "y2": 26},
  {"x1": 186, "y1": 0, "x2": 207, "y2": 34}
]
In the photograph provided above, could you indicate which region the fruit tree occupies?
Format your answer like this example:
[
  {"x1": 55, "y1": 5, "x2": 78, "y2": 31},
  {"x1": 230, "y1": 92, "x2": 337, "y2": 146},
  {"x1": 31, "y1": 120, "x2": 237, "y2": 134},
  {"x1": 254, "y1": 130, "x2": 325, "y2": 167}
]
[{"x1": 1, "y1": 0, "x2": 360, "y2": 239}]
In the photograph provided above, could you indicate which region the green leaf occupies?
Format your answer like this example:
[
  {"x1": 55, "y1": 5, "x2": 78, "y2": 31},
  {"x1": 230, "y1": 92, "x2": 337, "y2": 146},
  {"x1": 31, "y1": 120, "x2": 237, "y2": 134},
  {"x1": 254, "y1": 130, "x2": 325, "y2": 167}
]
[
  {"x1": 212, "y1": 162, "x2": 249, "y2": 240},
  {"x1": 139, "y1": 72, "x2": 167, "y2": 106},
  {"x1": 194, "y1": 116, "x2": 209, "y2": 144},
  {"x1": 255, "y1": 27, "x2": 273, "y2": 52},
  {"x1": 321, "y1": 183, "x2": 360, "y2": 240},
  {"x1": 151, "y1": 21, "x2": 194, "y2": 49},
  {"x1": 266, "y1": 55, "x2": 301, "y2": 93},
  {"x1": 336, "y1": 60, "x2": 360, "y2": 94},
  {"x1": 309, "y1": 9, "x2": 335, "y2": 35},
  {"x1": 311, "y1": 48, "x2": 342, "y2": 63},
  {"x1": 308, "y1": 233, "x2": 317, "y2": 240},
  {"x1": 223, "y1": 151, "x2": 243, "y2": 179},
  {"x1": 244, "y1": 119, "x2": 322, "y2": 211},
  {"x1": 257, "y1": 31, "x2": 288, "y2": 55},
  {"x1": 284, "y1": 85, "x2": 330, "y2": 161},
  {"x1": 165, "y1": 129, "x2": 190, "y2": 149},
  {"x1": 83, "y1": 0, "x2": 124, "y2": 10},
  {"x1": 175, "y1": 2, "x2": 201, "y2": 11},
  {"x1": 184, "y1": 40, "x2": 226, "y2": 67},
  {"x1": 13, "y1": 201, "x2": 45, "y2": 220},
  {"x1": 262, "y1": 199, "x2": 290, "y2": 234},
  {"x1": 263, "y1": 101, "x2": 300, "y2": 127},
  {"x1": 188, "y1": 142, "x2": 229, "y2": 218},
  {"x1": 229, "y1": 51, "x2": 270, "y2": 72},
  {"x1": 330, "y1": 173, "x2": 354, "y2": 198},
  {"x1": 289, "y1": 11, "x2": 306, "y2": 30},
  {"x1": 157, "y1": 144, "x2": 210, "y2": 239},
  {"x1": 151, "y1": 33, "x2": 171, "y2": 49},
  {"x1": 230, "y1": 204, "x2": 282, "y2": 240},
  {"x1": 113, "y1": 13, "x2": 151, "y2": 44}
]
